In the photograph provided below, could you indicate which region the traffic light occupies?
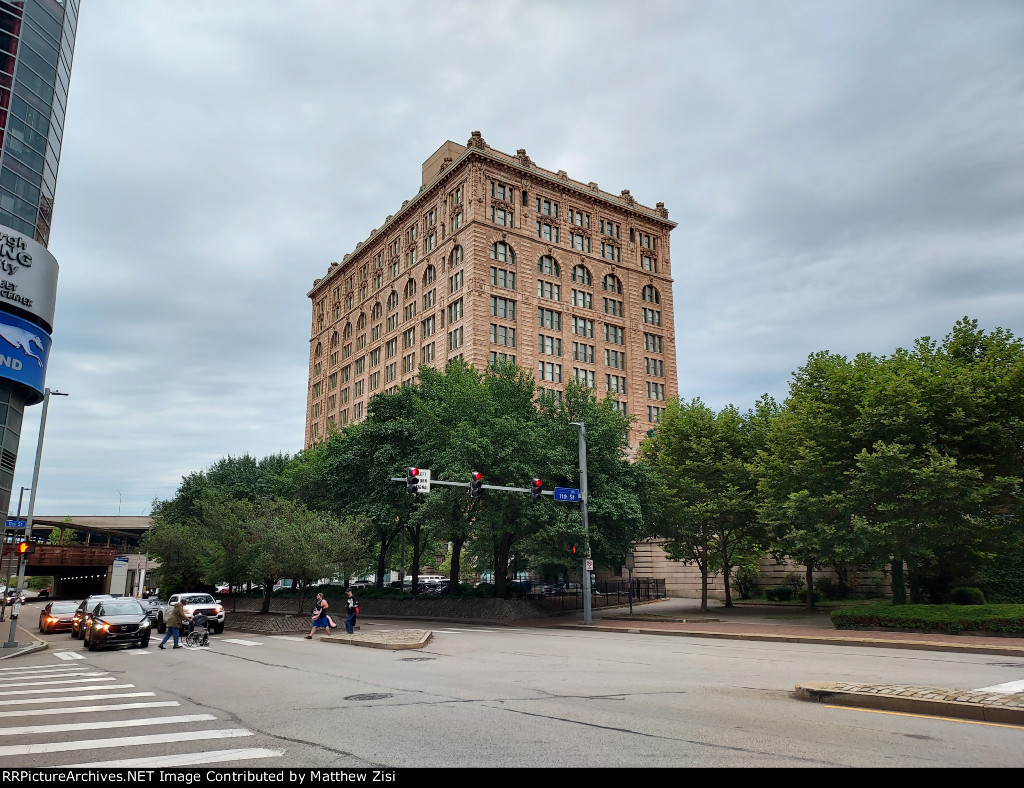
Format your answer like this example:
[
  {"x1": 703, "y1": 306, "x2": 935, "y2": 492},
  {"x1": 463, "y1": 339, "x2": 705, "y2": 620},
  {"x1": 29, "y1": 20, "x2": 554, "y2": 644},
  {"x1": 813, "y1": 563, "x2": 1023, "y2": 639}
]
[
  {"x1": 531, "y1": 478, "x2": 543, "y2": 503},
  {"x1": 16, "y1": 541, "x2": 34, "y2": 555},
  {"x1": 571, "y1": 544, "x2": 578, "y2": 556},
  {"x1": 469, "y1": 471, "x2": 483, "y2": 498},
  {"x1": 406, "y1": 467, "x2": 420, "y2": 494}
]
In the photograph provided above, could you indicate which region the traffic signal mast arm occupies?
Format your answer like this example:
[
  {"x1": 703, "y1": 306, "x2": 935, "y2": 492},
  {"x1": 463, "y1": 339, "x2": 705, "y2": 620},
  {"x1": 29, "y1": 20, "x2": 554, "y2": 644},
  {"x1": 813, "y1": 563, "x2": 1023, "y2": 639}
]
[{"x1": 390, "y1": 477, "x2": 556, "y2": 495}]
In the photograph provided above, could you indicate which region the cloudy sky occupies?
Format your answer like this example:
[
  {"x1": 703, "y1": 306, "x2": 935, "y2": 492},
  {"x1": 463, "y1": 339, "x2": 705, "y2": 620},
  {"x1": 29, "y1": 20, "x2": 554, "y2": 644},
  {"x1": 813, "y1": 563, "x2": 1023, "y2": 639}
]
[{"x1": 15, "y1": 0, "x2": 1024, "y2": 518}]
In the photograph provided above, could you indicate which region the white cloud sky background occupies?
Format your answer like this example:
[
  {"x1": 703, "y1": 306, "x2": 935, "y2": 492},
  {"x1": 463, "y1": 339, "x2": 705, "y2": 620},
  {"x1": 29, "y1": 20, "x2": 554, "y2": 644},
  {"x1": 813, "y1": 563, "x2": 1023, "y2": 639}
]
[{"x1": 14, "y1": 0, "x2": 1024, "y2": 517}]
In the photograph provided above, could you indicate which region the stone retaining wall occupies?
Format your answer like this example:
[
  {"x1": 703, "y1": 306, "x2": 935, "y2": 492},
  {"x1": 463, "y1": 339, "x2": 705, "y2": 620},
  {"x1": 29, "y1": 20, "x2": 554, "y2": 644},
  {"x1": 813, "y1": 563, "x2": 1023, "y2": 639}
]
[{"x1": 223, "y1": 595, "x2": 547, "y2": 620}]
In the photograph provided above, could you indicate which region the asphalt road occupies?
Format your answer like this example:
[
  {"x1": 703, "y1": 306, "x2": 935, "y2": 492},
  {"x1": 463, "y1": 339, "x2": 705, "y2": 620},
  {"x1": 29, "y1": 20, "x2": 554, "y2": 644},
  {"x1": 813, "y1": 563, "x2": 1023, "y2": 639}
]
[{"x1": 3, "y1": 609, "x2": 1022, "y2": 769}]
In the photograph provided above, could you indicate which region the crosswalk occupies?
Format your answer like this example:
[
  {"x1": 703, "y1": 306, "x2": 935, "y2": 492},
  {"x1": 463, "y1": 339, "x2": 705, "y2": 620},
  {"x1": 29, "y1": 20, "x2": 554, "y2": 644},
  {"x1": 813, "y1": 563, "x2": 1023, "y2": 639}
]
[{"x1": 0, "y1": 660, "x2": 283, "y2": 767}]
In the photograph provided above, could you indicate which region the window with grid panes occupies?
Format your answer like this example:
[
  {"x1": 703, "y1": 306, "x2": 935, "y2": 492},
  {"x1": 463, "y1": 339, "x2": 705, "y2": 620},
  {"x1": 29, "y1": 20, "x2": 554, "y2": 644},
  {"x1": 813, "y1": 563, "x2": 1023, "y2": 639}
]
[
  {"x1": 490, "y1": 266, "x2": 515, "y2": 289},
  {"x1": 572, "y1": 289, "x2": 592, "y2": 309},
  {"x1": 422, "y1": 315, "x2": 436, "y2": 338},
  {"x1": 536, "y1": 197, "x2": 558, "y2": 217},
  {"x1": 537, "y1": 255, "x2": 559, "y2": 276},
  {"x1": 490, "y1": 242, "x2": 514, "y2": 264},
  {"x1": 385, "y1": 338, "x2": 398, "y2": 358},
  {"x1": 572, "y1": 265, "x2": 592, "y2": 285},
  {"x1": 642, "y1": 285, "x2": 660, "y2": 303},
  {"x1": 490, "y1": 324, "x2": 515, "y2": 347},
  {"x1": 572, "y1": 317, "x2": 594, "y2": 337},
  {"x1": 538, "y1": 362, "x2": 562, "y2": 382},
  {"x1": 385, "y1": 362, "x2": 397, "y2": 382},
  {"x1": 342, "y1": 343, "x2": 352, "y2": 360},
  {"x1": 424, "y1": 265, "x2": 436, "y2": 285},
  {"x1": 600, "y1": 219, "x2": 620, "y2": 238},
  {"x1": 423, "y1": 288, "x2": 436, "y2": 309},
  {"x1": 605, "y1": 349, "x2": 626, "y2": 369},
  {"x1": 421, "y1": 343, "x2": 434, "y2": 364},
  {"x1": 645, "y1": 358, "x2": 664, "y2": 376},
  {"x1": 642, "y1": 308, "x2": 661, "y2": 326},
  {"x1": 569, "y1": 209, "x2": 590, "y2": 228},
  {"x1": 605, "y1": 324, "x2": 625, "y2": 344},
  {"x1": 603, "y1": 275, "x2": 622, "y2": 294},
  {"x1": 606, "y1": 374, "x2": 626, "y2": 393},
  {"x1": 573, "y1": 342, "x2": 595, "y2": 363},
  {"x1": 569, "y1": 232, "x2": 590, "y2": 253},
  {"x1": 490, "y1": 351, "x2": 516, "y2": 365},
  {"x1": 369, "y1": 348, "x2": 380, "y2": 366},
  {"x1": 403, "y1": 302, "x2": 416, "y2": 321},
  {"x1": 354, "y1": 402, "x2": 363, "y2": 420},
  {"x1": 449, "y1": 271, "x2": 464, "y2": 293},
  {"x1": 491, "y1": 181, "x2": 512, "y2": 201},
  {"x1": 447, "y1": 298, "x2": 463, "y2": 323},
  {"x1": 491, "y1": 206, "x2": 512, "y2": 226},
  {"x1": 402, "y1": 353, "x2": 416, "y2": 374},
  {"x1": 425, "y1": 232, "x2": 436, "y2": 252},
  {"x1": 371, "y1": 323, "x2": 381, "y2": 342},
  {"x1": 537, "y1": 280, "x2": 560, "y2": 301},
  {"x1": 538, "y1": 334, "x2": 562, "y2": 356},
  {"x1": 387, "y1": 312, "x2": 398, "y2": 331},
  {"x1": 644, "y1": 332, "x2": 663, "y2": 353},
  {"x1": 329, "y1": 351, "x2": 338, "y2": 368},
  {"x1": 448, "y1": 326, "x2": 464, "y2": 350},
  {"x1": 603, "y1": 297, "x2": 623, "y2": 317},
  {"x1": 647, "y1": 382, "x2": 666, "y2": 400},
  {"x1": 491, "y1": 296, "x2": 516, "y2": 319},
  {"x1": 354, "y1": 380, "x2": 364, "y2": 397},
  {"x1": 574, "y1": 368, "x2": 595, "y2": 387},
  {"x1": 538, "y1": 308, "x2": 561, "y2": 330},
  {"x1": 601, "y1": 242, "x2": 620, "y2": 262},
  {"x1": 353, "y1": 358, "x2": 363, "y2": 376},
  {"x1": 403, "y1": 327, "x2": 416, "y2": 349},
  {"x1": 641, "y1": 255, "x2": 658, "y2": 272},
  {"x1": 312, "y1": 382, "x2": 322, "y2": 398},
  {"x1": 450, "y1": 211, "x2": 463, "y2": 233},
  {"x1": 536, "y1": 222, "x2": 559, "y2": 242}
]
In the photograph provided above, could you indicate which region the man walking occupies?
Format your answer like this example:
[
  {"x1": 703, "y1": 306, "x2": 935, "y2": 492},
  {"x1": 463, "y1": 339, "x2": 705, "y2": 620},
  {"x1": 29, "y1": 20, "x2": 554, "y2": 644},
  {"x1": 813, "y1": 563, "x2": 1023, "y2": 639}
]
[
  {"x1": 345, "y1": 589, "x2": 358, "y2": 634},
  {"x1": 159, "y1": 599, "x2": 188, "y2": 649}
]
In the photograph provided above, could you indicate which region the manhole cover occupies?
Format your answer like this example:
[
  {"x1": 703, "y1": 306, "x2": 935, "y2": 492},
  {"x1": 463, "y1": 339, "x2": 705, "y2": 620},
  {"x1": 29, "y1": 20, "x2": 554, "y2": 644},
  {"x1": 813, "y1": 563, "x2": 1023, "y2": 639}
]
[
  {"x1": 400, "y1": 657, "x2": 434, "y2": 662},
  {"x1": 344, "y1": 693, "x2": 392, "y2": 701}
]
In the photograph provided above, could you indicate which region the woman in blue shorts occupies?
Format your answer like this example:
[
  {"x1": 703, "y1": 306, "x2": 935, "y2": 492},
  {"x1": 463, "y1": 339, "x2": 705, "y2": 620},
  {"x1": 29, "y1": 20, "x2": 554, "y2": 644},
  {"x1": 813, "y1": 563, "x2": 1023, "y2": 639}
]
[{"x1": 306, "y1": 593, "x2": 332, "y2": 638}]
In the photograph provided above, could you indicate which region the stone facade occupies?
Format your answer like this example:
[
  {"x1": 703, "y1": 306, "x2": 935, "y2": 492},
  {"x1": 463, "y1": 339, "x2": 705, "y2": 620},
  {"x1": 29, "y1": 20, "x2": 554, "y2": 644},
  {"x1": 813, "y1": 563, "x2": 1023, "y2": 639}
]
[{"x1": 305, "y1": 132, "x2": 677, "y2": 450}]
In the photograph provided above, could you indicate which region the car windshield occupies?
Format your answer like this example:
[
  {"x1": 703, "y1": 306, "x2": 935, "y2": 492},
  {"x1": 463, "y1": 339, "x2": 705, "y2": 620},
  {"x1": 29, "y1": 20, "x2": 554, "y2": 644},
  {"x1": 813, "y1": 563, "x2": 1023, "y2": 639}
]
[
  {"x1": 100, "y1": 602, "x2": 145, "y2": 617},
  {"x1": 51, "y1": 602, "x2": 78, "y2": 613},
  {"x1": 182, "y1": 595, "x2": 214, "y2": 605}
]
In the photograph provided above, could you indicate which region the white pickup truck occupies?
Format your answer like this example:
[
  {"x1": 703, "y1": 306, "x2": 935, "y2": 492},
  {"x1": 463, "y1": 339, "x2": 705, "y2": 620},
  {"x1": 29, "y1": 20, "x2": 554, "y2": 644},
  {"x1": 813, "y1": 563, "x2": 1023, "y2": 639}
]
[{"x1": 157, "y1": 592, "x2": 226, "y2": 635}]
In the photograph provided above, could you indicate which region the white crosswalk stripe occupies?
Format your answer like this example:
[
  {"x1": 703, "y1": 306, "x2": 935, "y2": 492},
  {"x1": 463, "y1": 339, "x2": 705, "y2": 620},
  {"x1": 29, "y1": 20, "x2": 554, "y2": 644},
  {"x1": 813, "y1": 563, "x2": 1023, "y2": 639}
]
[
  {"x1": 220, "y1": 638, "x2": 262, "y2": 646},
  {"x1": 0, "y1": 661, "x2": 283, "y2": 768},
  {"x1": 53, "y1": 651, "x2": 85, "y2": 660}
]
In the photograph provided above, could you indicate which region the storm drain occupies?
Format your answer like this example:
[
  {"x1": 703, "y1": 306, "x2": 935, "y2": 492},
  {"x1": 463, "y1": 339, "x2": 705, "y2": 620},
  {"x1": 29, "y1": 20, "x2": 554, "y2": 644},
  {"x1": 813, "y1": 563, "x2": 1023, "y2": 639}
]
[{"x1": 344, "y1": 693, "x2": 393, "y2": 701}]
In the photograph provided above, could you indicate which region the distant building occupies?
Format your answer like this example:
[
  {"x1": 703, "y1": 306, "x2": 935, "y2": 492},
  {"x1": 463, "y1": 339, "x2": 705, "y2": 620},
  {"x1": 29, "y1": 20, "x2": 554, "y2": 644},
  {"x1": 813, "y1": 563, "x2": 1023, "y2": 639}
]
[{"x1": 305, "y1": 132, "x2": 678, "y2": 450}]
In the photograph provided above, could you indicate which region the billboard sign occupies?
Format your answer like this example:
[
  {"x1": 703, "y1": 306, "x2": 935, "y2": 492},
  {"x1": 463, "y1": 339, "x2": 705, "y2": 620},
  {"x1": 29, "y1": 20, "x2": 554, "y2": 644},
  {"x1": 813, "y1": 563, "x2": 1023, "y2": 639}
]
[
  {"x1": 0, "y1": 228, "x2": 59, "y2": 332},
  {"x1": 0, "y1": 310, "x2": 51, "y2": 404}
]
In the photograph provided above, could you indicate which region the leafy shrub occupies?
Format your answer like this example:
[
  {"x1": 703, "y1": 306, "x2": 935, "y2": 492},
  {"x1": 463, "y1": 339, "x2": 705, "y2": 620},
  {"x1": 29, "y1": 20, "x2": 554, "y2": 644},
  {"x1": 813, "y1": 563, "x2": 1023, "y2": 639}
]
[
  {"x1": 831, "y1": 603, "x2": 1024, "y2": 634},
  {"x1": 732, "y1": 566, "x2": 759, "y2": 600},
  {"x1": 782, "y1": 572, "x2": 804, "y2": 595},
  {"x1": 816, "y1": 576, "x2": 848, "y2": 600},
  {"x1": 949, "y1": 587, "x2": 986, "y2": 606},
  {"x1": 804, "y1": 590, "x2": 823, "y2": 604},
  {"x1": 764, "y1": 586, "x2": 793, "y2": 602}
]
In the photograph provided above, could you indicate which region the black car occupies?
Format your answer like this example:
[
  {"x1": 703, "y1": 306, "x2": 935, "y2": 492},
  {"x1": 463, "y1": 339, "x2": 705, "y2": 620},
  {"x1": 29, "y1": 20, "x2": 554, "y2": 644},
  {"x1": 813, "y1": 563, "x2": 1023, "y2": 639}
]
[
  {"x1": 71, "y1": 594, "x2": 116, "y2": 639},
  {"x1": 82, "y1": 598, "x2": 152, "y2": 651}
]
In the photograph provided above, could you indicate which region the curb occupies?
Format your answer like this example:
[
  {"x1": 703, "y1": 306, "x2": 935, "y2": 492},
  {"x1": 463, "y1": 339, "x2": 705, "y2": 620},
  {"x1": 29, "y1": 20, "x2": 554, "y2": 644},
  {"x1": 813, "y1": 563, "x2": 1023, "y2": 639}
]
[
  {"x1": 319, "y1": 630, "x2": 432, "y2": 650},
  {"x1": 795, "y1": 681, "x2": 1024, "y2": 725},
  {"x1": 559, "y1": 624, "x2": 1024, "y2": 657}
]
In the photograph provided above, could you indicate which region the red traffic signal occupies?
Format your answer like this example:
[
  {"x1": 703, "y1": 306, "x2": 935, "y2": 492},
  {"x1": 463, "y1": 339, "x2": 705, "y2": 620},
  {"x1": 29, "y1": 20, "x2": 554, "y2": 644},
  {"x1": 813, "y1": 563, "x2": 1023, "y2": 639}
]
[
  {"x1": 571, "y1": 545, "x2": 578, "y2": 555},
  {"x1": 16, "y1": 541, "x2": 34, "y2": 555},
  {"x1": 406, "y1": 467, "x2": 420, "y2": 493},
  {"x1": 469, "y1": 471, "x2": 483, "y2": 499},
  {"x1": 531, "y1": 478, "x2": 543, "y2": 503}
]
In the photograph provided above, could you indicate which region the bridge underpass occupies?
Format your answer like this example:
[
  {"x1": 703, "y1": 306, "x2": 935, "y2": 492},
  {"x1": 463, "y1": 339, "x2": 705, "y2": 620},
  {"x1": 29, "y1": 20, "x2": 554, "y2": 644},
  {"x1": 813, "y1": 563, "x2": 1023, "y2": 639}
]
[{"x1": 2, "y1": 516, "x2": 153, "y2": 598}]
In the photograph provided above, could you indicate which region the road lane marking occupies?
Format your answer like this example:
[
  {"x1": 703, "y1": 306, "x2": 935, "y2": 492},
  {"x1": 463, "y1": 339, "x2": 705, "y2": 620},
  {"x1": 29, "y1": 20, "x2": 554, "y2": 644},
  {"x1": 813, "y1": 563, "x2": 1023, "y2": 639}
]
[
  {"x1": 0, "y1": 728, "x2": 253, "y2": 756},
  {"x1": 0, "y1": 683, "x2": 133, "y2": 698},
  {"x1": 0, "y1": 674, "x2": 108, "y2": 688},
  {"x1": 2, "y1": 714, "x2": 216, "y2": 735},
  {"x1": 53, "y1": 652, "x2": 86, "y2": 661},
  {"x1": 0, "y1": 701, "x2": 179, "y2": 717},
  {"x1": 220, "y1": 639, "x2": 262, "y2": 646},
  {"x1": 0, "y1": 692, "x2": 154, "y2": 707},
  {"x1": 975, "y1": 680, "x2": 1024, "y2": 694},
  {"x1": 0, "y1": 678, "x2": 117, "y2": 695},
  {"x1": 0, "y1": 664, "x2": 84, "y2": 674},
  {"x1": 70, "y1": 747, "x2": 284, "y2": 768}
]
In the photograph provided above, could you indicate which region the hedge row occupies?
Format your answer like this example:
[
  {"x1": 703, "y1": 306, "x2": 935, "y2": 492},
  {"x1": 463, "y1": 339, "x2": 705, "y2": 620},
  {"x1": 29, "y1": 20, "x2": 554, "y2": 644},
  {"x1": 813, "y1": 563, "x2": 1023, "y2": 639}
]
[{"x1": 831, "y1": 603, "x2": 1024, "y2": 634}]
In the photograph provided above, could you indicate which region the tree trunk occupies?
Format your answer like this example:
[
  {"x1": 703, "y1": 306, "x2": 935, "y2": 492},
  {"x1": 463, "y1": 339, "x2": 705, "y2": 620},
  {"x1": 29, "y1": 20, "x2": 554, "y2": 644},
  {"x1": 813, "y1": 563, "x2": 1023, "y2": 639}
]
[
  {"x1": 805, "y1": 564, "x2": 815, "y2": 610},
  {"x1": 261, "y1": 580, "x2": 273, "y2": 614},
  {"x1": 890, "y1": 556, "x2": 906, "y2": 605},
  {"x1": 446, "y1": 535, "x2": 465, "y2": 598},
  {"x1": 700, "y1": 558, "x2": 708, "y2": 613},
  {"x1": 722, "y1": 563, "x2": 734, "y2": 608},
  {"x1": 494, "y1": 532, "x2": 515, "y2": 598}
]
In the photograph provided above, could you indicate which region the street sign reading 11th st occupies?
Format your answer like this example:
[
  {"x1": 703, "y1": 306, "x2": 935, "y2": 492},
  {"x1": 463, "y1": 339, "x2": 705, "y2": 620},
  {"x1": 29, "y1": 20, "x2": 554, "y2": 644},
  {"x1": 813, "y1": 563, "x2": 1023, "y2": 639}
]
[{"x1": 553, "y1": 487, "x2": 580, "y2": 502}]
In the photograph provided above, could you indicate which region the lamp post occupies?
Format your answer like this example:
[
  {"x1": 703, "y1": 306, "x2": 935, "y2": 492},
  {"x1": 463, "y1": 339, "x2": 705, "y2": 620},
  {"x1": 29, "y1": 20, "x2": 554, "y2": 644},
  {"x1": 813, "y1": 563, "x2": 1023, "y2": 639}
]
[
  {"x1": 4, "y1": 388, "x2": 68, "y2": 648},
  {"x1": 569, "y1": 421, "x2": 593, "y2": 625}
]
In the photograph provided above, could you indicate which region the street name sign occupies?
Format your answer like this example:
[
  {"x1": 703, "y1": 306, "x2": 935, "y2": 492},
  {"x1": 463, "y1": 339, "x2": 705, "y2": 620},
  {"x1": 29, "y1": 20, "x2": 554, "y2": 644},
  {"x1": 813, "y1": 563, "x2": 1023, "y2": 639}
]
[
  {"x1": 553, "y1": 487, "x2": 580, "y2": 502},
  {"x1": 4, "y1": 519, "x2": 26, "y2": 529}
]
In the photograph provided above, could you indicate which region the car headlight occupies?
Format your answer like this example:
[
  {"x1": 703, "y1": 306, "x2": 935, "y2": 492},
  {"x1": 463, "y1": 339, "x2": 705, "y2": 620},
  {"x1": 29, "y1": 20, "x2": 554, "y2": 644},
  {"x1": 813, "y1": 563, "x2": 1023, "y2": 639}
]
[{"x1": 140, "y1": 620, "x2": 150, "y2": 628}]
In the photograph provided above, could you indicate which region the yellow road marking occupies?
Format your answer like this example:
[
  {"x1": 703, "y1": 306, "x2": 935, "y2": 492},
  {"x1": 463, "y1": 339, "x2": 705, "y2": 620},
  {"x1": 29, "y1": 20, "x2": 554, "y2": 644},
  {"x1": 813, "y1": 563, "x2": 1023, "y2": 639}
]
[{"x1": 824, "y1": 704, "x2": 1024, "y2": 730}]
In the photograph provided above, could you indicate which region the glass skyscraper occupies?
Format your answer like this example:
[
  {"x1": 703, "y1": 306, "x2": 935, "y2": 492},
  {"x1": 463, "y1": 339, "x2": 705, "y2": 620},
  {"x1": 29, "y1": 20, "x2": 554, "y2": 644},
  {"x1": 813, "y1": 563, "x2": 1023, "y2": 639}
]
[
  {"x1": 0, "y1": 0, "x2": 79, "y2": 515},
  {"x1": 0, "y1": 0, "x2": 79, "y2": 246}
]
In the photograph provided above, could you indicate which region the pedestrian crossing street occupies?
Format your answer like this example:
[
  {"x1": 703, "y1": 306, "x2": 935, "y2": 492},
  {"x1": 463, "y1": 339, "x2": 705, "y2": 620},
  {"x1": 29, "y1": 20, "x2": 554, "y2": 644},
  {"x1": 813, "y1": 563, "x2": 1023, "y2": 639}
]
[{"x1": 0, "y1": 659, "x2": 283, "y2": 767}]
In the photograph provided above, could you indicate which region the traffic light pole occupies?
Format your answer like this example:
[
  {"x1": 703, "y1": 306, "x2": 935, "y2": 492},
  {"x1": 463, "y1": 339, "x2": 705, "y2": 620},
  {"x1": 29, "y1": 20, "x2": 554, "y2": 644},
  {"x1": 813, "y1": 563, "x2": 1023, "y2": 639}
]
[
  {"x1": 570, "y1": 422, "x2": 593, "y2": 625},
  {"x1": 4, "y1": 388, "x2": 66, "y2": 649}
]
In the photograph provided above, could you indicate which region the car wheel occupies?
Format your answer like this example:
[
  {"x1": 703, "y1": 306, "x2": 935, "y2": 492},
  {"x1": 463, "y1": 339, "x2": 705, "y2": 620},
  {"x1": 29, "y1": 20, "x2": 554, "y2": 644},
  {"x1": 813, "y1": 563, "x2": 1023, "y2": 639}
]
[
  {"x1": 86, "y1": 630, "x2": 98, "y2": 652},
  {"x1": 213, "y1": 623, "x2": 224, "y2": 635},
  {"x1": 82, "y1": 629, "x2": 91, "y2": 649},
  {"x1": 156, "y1": 616, "x2": 166, "y2": 634},
  {"x1": 139, "y1": 637, "x2": 150, "y2": 648}
]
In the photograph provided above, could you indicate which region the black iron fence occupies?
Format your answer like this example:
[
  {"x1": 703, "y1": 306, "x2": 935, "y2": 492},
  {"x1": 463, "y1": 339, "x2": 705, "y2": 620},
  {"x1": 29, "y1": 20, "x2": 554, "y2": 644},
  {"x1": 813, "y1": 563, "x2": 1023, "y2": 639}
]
[{"x1": 526, "y1": 578, "x2": 667, "y2": 611}]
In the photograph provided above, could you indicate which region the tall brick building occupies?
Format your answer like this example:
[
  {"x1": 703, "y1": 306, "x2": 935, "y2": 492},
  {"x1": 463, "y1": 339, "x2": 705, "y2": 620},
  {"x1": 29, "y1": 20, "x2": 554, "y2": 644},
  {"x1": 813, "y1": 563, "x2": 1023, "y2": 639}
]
[{"x1": 305, "y1": 132, "x2": 677, "y2": 450}]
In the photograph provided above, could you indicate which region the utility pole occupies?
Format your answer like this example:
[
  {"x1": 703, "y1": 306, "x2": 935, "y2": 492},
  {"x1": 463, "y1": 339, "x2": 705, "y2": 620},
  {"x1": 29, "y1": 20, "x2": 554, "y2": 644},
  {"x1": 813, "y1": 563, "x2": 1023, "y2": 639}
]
[{"x1": 570, "y1": 422, "x2": 593, "y2": 625}]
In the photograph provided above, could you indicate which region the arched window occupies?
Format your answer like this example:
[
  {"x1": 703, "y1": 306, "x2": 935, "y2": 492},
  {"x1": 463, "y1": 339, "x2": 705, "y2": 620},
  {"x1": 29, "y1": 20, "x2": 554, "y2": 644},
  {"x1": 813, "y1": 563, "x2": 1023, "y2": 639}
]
[
  {"x1": 423, "y1": 265, "x2": 436, "y2": 286},
  {"x1": 603, "y1": 274, "x2": 622, "y2": 294},
  {"x1": 537, "y1": 255, "x2": 560, "y2": 277},
  {"x1": 451, "y1": 245, "x2": 464, "y2": 267},
  {"x1": 642, "y1": 285, "x2": 660, "y2": 304},
  {"x1": 490, "y1": 242, "x2": 514, "y2": 264},
  {"x1": 343, "y1": 323, "x2": 353, "y2": 340},
  {"x1": 404, "y1": 279, "x2": 417, "y2": 299},
  {"x1": 357, "y1": 313, "x2": 366, "y2": 330},
  {"x1": 572, "y1": 265, "x2": 592, "y2": 286},
  {"x1": 330, "y1": 331, "x2": 339, "y2": 348},
  {"x1": 314, "y1": 343, "x2": 322, "y2": 357},
  {"x1": 372, "y1": 303, "x2": 382, "y2": 320},
  {"x1": 387, "y1": 290, "x2": 399, "y2": 311}
]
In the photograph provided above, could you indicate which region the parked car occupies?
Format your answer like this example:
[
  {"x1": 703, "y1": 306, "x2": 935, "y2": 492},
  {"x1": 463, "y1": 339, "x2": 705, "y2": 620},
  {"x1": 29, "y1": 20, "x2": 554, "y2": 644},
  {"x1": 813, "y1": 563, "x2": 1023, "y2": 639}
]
[
  {"x1": 4, "y1": 590, "x2": 27, "y2": 605},
  {"x1": 39, "y1": 600, "x2": 79, "y2": 633},
  {"x1": 81, "y1": 598, "x2": 153, "y2": 651},
  {"x1": 158, "y1": 593, "x2": 226, "y2": 635},
  {"x1": 71, "y1": 595, "x2": 116, "y2": 639}
]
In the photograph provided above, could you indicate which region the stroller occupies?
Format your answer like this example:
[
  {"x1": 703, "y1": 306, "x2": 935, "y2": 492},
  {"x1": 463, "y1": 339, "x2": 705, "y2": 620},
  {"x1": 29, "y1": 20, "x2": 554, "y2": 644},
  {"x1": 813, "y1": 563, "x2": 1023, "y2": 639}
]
[{"x1": 184, "y1": 613, "x2": 211, "y2": 647}]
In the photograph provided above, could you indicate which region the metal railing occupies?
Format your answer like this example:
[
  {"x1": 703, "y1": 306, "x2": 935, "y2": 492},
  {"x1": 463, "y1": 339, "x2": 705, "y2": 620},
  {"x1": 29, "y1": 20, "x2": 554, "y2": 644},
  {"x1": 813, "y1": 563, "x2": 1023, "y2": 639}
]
[{"x1": 519, "y1": 578, "x2": 667, "y2": 611}]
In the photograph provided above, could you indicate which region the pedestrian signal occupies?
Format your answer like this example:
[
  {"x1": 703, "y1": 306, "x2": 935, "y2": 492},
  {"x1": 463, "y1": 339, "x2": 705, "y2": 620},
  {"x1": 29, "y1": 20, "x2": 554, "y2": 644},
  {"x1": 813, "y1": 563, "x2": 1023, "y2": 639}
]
[
  {"x1": 406, "y1": 467, "x2": 420, "y2": 494},
  {"x1": 531, "y1": 478, "x2": 543, "y2": 503},
  {"x1": 469, "y1": 471, "x2": 483, "y2": 499},
  {"x1": 16, "y1": 541, "x2": 34, "y2": 555}
]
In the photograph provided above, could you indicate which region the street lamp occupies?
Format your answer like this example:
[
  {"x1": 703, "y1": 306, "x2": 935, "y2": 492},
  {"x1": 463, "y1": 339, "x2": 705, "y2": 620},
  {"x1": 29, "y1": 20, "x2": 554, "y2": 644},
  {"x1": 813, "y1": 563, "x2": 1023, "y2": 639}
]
[
  {"x1": 569, "y1": 421, "x2": 593, "y2": 625},
  {"x1": 4, "y1": 388, "x2": 68, "y2": 649}
]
